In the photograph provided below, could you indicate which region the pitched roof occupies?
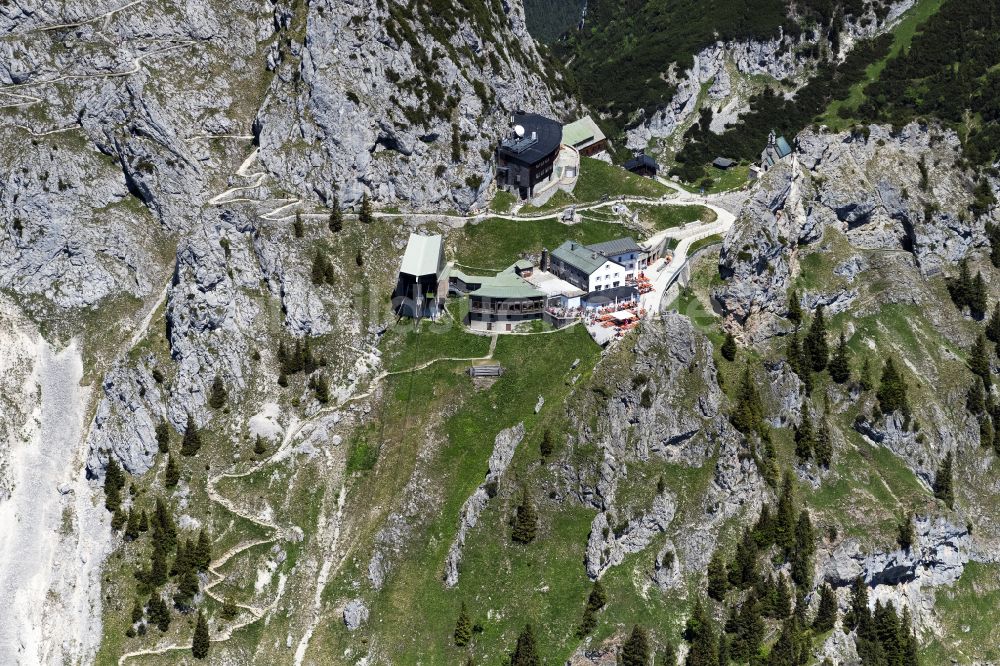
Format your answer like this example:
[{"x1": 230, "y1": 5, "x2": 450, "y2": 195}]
[
  {"x1": 562, "y1": 115, "x2": 606, "y2": 149},
  {"x1": 713, "y1": 157, "x2": 737, "y2": 168},
  {"x1": 586, "y1": 237, "x2": 642, "y2": 257},
  {"x1": 551, "y1": 240, "x2": 613, "y2": 275},
  {"x1": 497, "y1": 112, "x2": 562, "y2": 165},
  {"x1": 400, "y1": 233, "x2": 442, "y2": 277},
  {"x1": 623, "y1": 154, "x2": 658, "y2": 171},
  {"x1": 775, "y1": 136, "x2": 792, "y2": 158}
]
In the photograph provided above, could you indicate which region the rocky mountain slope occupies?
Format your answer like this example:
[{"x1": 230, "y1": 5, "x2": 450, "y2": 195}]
[{"x1": 1, "y1": 0, "x2": 998, "y2": 664}]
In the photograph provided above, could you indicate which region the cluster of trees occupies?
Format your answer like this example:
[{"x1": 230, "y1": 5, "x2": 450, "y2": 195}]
[
  {"x1": 730, "y1": 365, "x2": 778, "y2": 485},
  {"x1": 793, "y1": 401, "x2": 833, "y2": 468},
  {"x1": 854, "y1": 0, "x2": 1000, "y2": 180},
  {"x1": 786, "y1": 300, "x2": 852, "y2": 394},
  {"x1": 844, "y1": 577, "x2": 919, "y2": 665},
  {"x1": 311, "y1": 252, "x2": 337, "y2": 286},
  {"x1": 671, "y1": 34, "x2": 891, "y2": 183},
  {"x1": 947, "y1": 260, "x2": 989, "y2": 318},
  {"x1": 968, "y1": 305, "x2": 1000, "y2": 451},
  {"x1": 275, "y1": 337, "x2": 330, "y2": 402}
]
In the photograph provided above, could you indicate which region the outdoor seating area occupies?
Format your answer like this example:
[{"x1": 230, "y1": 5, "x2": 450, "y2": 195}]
[
  {"x1": 585, "y1": 299, "x2": 647, "y2": 341},
  {"x1": 627, "y1": 272, "x2": 655, "y2": 294}
]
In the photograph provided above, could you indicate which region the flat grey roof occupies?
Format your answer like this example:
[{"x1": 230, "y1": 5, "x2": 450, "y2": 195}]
[
  {"x1": 400, "y1": 233, "x2": 442, "y2": 277},
  {"x1": 498, "y1": 113, "x2": 562, "y2": 165}
]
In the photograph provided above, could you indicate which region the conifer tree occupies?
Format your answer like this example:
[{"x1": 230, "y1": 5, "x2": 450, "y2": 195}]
[
  {"x1": 766, "y1": 618, "x2": 799, "y2": 666},
  {"x1": 148, "y1": 594, "x2": 170, "y2": 631},
  {"x1": 539, "y1": 428, "x2": 554, "y2": 460},
  {"x1": 174, "y1": 567, "x2": 199, "y2": 610},
  {"x1": 192, "y1": 610, "x2": 210, "y2": 659},
  {"x1": 752, "y1": 503, "x2": 774, "y2": 549},
  {"x1": 828, "y1": 331, "x2": 851, "y2": 383},
  {"x1": 180, "y1": 413, "x2": 201, "y2": 456},
  {"x1": 729, "y1": 528, "x2": 759, "y2": 589},
  {"x1": 970, "y1": 271, "x2": 988, "y2": 318},
  {"x1": 791, "y1": 510, "x2": 815, "y2": 587},
  {"x1": 138, "y1": 510, "x2": 149, "y2": 533},
  {"x1": 815, "y1": 403, "x2": 833, "y2": 468},
  {"x1": 510, "y1": 624, "x2": 539, "y2": 666},
  {"x1": 707, "y1": 549, "x2": 729, "y2": 601},
  {"x1": 731, "y1": 366, "x2": 766, "y2": 437},
  {"x1": 897, "y1": 513, "x2": 916, "y2": 551},
  {"x1": 328, "y1": 194, "x2": 344, "y2": 233},
  {"x1": 104, "y1": 458, "x2": 126, "y2": 514},
  {"x1": 359, "y1": 193, "x2": 373, "y2": 224},
  {"x1": 622, "y1": 625, "x2": 651, "y2": 666},
  {"x1": 254, "y1": 435, "x2": 267, "y2": 457},
  {"x1": 987, "y1": 302, "x2": 1000, "y2": 345},
  {"x1": 773, "y1": 574, "x2": 792, "y2": 619},
  {"x1": 684, "y1": 597, "x2": 718, "y2": 666},
  {"x1": 775, "y1": 471, "x2": 796, "y2": 556},
  {"x1": 221, "y1": 597, "x2": 239, "y2": 620},
  {"x1": 132, "y1": 599, "x2": 145, "y2": 624},
  {"x1": 511, "y1": 489, "x2": 537, "y2": 544},
  {"x1": 933, "y1": 452, "x2": 954, "y2": 508},
  {"x1": 149, "y1": 546, "x2": 169, "y2": 587},
  {"x1": 311, "y1": 252, "x2": 328, "y2": 286},
  {"x1": 195, "y1": 529, "x2": 212, "y2": 571},
  {"x1": 577, "y1": 580, "x2": 607, "y2": 637},
  {"x1": 877, "y1": 357, "x2": 909, "y2": 415},
  {"x1": 859, "y1": 357, "x2": 874, "y2": 392},
  {"x1": 968, "y1": 377, "x2": 987, "y2": 415},
  {"x1": 805, "y1": 304, "x2": 830, "y2": 371},
  {"x1": 794, "y1": 405, "x2": 815, "y2": 462},
  {"x1": 721, "y1": 332, "x2": 737, "y2": 362},
  {"x1": 454, "y1": 602, "x2": 472, "y2": 647},
  {"x1": 125, "y1": 508, "x2": 140, "y2": 541},
  {"x1": 208, "y1": 375, "x2": 227, "y2": 409},
  {"x1": 787, "y1": 290, "x2": 802, "y2": 326},
  {"x1": 949, "y1": 259, "x2": 973, "y2": 310},
  {"x1": 165, "y1": 453, "x2": 179, "y2": 488},
  {"x1": 970, "y1": 333, "x2": 993, "y2": 388},
  {"x1": 813, "y1": 583, "x2": 838, "y2": 632},
  {"x1": 981, "y1": 415, "x2": 995, "y2": 451},
  {"x1": 843, "y1": 575, "x2": 870, "y2": 632},
  {"x1": 292, "y1": 212, "x2": 304, "y2": 238},
  {"x1": 787, "y1": 330, "x2": 804, "y2": 377},
  {"x1": 156, "y1": 420, "x2": 171, "y2": 454},
  {"x1": 660, "y1": 641, "x2": 677, "y2": 666},
  {"x1": 732, "y1": 592, "x2": 765, "y2": 663}
]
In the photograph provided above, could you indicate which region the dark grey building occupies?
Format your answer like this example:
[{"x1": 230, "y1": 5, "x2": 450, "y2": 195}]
[{"x1": 495, "y1": 112, "x2": 562, "y2": 199}]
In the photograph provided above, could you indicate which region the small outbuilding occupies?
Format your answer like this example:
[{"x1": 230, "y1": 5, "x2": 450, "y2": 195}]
[
  {"x1": 562, "y1": 115, "x2": 608, "y2": 157},
  {"x1": 623, "y1": 154, "x2": 659, "y2": 178}
]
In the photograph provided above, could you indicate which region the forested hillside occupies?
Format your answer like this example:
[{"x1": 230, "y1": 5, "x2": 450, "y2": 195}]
[
  {"x1": 556, "y1": 0, "x2": 886, "y2": 133},
  {"x1": 523, "y1": 0, "x2": 586, "y2": 43}
]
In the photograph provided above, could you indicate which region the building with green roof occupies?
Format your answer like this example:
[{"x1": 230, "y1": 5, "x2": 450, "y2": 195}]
[
  {"x1": 445, "y1": 261, "x2": 547, "y2": 332},
  {"x1": 561, "y1": 115, "x2": 607, "y2": 157}
]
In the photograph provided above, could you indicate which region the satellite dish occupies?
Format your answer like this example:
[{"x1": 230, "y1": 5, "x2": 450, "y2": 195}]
[{"x1": 514, "y1": 124, "x2": 525, "y2": 137}]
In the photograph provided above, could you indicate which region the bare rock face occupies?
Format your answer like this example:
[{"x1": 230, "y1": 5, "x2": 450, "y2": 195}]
[
  {"x1": 343, "y1": 599, "x2": 368, "y2": 631},
  {"x1": 255, "y1": 0, "x2": 568, "y2": 211}
]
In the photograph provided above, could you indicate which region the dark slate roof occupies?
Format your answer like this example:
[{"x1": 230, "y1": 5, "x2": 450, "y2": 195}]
[
  {"x1": 713, "y1": 157, "x2": 737, "y2": 168},
  {"x1": 623, "y1": 154, "x2": 658, "y2": 171},
  {"x1": 497, "y1": 113, "x2": 562, "y2": 165},
  {"x1": 586, "y1": 237, "x2": 642, "y2": 257}
]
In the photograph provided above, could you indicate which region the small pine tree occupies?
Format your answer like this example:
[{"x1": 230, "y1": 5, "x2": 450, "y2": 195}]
[
  {"x1": 111, "y1": 507, "x2": 127, "y2": 531},
  {"x1": 192, "y1": 610, "x2": 210, "y2": 659},
  {"x1": 138, "y1": 510, "x2": 149, "y2": 532},
  {"x1": 577, "y1": 580, "x2": 607, "y2": 637},
  {"x1": 791, "y1": 510, "x2": 815, "y2": 587},
  {"x1": 968, "y1": 378, "x2": 987, "y2": 415},
  {"x1": 180, "y1": 413, "x2": 201, "y2": 456},
  {"x1": 898, "y1": 513, "x2": 916, "y2": 551},
  {"x1": 511, "y1": 490, "x2": 537, "y2": 544},
  {"x1": 707, "y1": 549, "x2": 729, "y2": 601},
  {"x1": 104, "y1": 458, "x2": 126, "y2": 513},
  {"x1": 721, "y1": 332, "x2": 737, "y2": 361},
  {"x1": 539, "y1": 429, "x2": 554, "y2": 460},
  {"x1": 359, "y1": 193, "x2": 373, "y2": 224},
  {"x1": 877, "y1": 357, "x2": 909, "y2": 416},
  {"x1": 174, "y1": 567, "x2": 199, "y2": 609},
  {"x1": 155, "y1": 420, "x2": 171, "y2": 453},
  {"x1": 313, "y1": 373, "x2": 330, "y2": 403},
  {"x1": 451, "y1": 121, "x2": 462, "y2": 163},
  {"x1": 787, "y1": 330, "x2": 804, "y2": 377},
  {"x1": 828, "y1": 331, "x2": 851, "y2": 383},
  {"x1": 843, "y1": 575, "x2": 869, "y2": 631},
  {"x1": 125, "y1": 508, "x2": 140, "y2": 541},
  {"x1": 292, "y1": 212, "x2": 305, "y2": 238},
  {"x1": 454, "y1": 602, "x2": 472, "y2": 647},
  {"x1": 510, "y1": 624, "x2": 539, "y2": 666},
  {"x1": 621, "y1": 625, "x2": 650, "y2": 666},
  {"x1": 221, "y1": 598, "x2": 239, "y2": 620},
  {"x1": 328, "y1": 194, "x2": 344, "y2": 233},
  {"x1": 277, "y1": 370, "x2": 288, "y2": 387},
  {"x1": 208, "y1": 375, "x2": 227, "y2": 409},
  {"x1": 254, "y1": 436, "x2": 267, "y2": 457},
  {"x1": 148, "y1": 595, "x2": 170, "y2": 631},
  {"x1": 970, "y1": 271, "x2": 988, "y2": 318},
  {"x1": 164, "y1": 454, "x2": 179, "y2": 488},
  {"x1": 805, "y1": 304, "x2": 829, "y2": 371},
  {"x1": 859, "y1": 356, "x2": 874, "y2": 392},
  {"x1": 813, "y1": 583, "x2": 838, "y2": 632},
  {"x1": 195, "y1": 529, "x2": 212, "y2": 571},
  {"x1": 355, "y1": 250, "x2": 364, "y2": 267},
  {"x1": 987, "y1": 302, "x2": 1000, "y2": 344},
  {"x1": 794, "y1": 404, "x2": 815, "y2": 462},
  {"x1": 787, "y1": 290, "x2": 802, "y2": 326},
  {"x1": 659, "y1": 641, "x2": 677, "y2": 666},
  {"x1": 948, "y1": 259, "x2": 973, "y2": 310},
  {"x1": 731, "y1": 366, "x2": 766, "y2": 437},
  {"x1": 815, "y1": 409, "x2": 833, "y2": 469},
  {"x1": 969, "y1": 334, "x2": 993, "y2": 388},
  {"x1": 684, "y1": 597, "x2": 718, "y2": 666},
  {"x1": 132, "y1": 599, "x2": 145, "y2": 624},
  {"x1": 933, "y1": 452, "x2": 954, "y2": 509},
  {"x1": 311, "y1": 253, "x2": 328, "y2": 286},
  {"x1": 981, "y1": 415, "x2": 995, "y2": 450}
]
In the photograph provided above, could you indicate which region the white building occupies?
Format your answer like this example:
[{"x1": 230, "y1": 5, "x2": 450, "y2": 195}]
[{"x1": 548, "y1": 237, "x2": 648, "y2": 294}]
